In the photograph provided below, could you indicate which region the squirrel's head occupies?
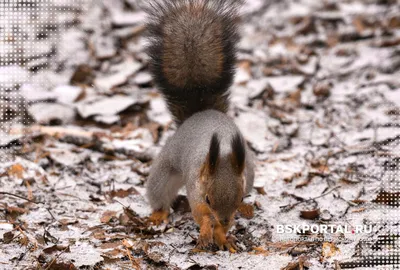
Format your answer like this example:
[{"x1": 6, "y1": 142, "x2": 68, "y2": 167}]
[{"x1": 200, "y1": 133, "x2": 246, "y2": 228}]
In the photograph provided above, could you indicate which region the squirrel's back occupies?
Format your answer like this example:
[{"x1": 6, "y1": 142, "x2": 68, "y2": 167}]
[{"x1": 146, "y1": 0, "x2": 241, "y2": 124}]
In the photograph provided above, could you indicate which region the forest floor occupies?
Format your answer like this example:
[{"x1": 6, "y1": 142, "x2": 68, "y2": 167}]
[{"x1": 1, "y1": 0, "x2": 400, "y2": 269}]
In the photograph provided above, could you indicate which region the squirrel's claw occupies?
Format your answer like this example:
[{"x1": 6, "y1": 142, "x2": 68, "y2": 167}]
[
  {"x1": 214, "y1": 224, "x2": 238, "y2": 253},
  {"x1": 217, "y1": 235, "x2": 238, "y2": 253},
  {"x1": 226, "y1": 235, "x2": 238, "y2": 251},
  {"x1": 197, "y1": 229, "x2": 214, "y2": 249},
  {"x1": 148, "y1": 210, "x2": 169, "y2": 226}
]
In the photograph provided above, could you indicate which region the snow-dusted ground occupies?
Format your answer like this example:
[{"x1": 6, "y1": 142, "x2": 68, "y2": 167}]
[{"x1": 1, "y1": 0, "x2": 400, "y2": 269}]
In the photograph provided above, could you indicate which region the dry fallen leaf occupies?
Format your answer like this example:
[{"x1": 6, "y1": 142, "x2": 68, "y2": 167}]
[
  {"x1": 313, "y1": 82, "x2": 331, "y2": 99},
  {"x1": 3, "y1": 231, "x2": 14, "y2": 244},
  {"x1": 352, "y1": 17, "x2": 366, "y2": 34},
  {"x1": 250, "y1": 246, "x2": 269, "y2": 255},
  {"x1": 43, "y1": 245, "x2": 70, "y2": 254},
  {"x1": 7, "y1": 164, "x2": 25, "y2": 179},
  {"x1": 350, "y1": 199, "x2": 366, "y2": 204},
  {"x1": 106, "y1": 187, "x2": 139, "y2": 199},
  {"x1": 70, "y1": 64, "x2": 94, "y2": 86},
  {"x1": 43, "y1": 261, "x2": 77, "y2": 270},
  {"x1": 300, "y1": 209, "x2": 320, "y2": 220},
  {"x1": 100, "y1": 211, "x2": 118, "y2": 223},
  {"x1": 351, "y1": 207, "x2": 366, "y2": 213},
  {"x1": 238, "y1": 203, "x2": 254, "y2": 219},
  {"x1": 281, "y1": 255, "x2": 310, "y2": 270},
  {"x1": 322, "y1": 242, "x2": 340, "y2": 258},
  {"x1": 255, "y1": 187, "x2": 266, "y2": 195}
]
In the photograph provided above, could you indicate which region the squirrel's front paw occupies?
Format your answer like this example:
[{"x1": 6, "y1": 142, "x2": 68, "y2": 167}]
[
  {"x1": 214, "y1": 226, "x2": 238, "y2": 253},
  {"x1": 148, "y1": 210, "x2": 169, "y2": 226},
  {"x1": 215, "y1": 234, "x2": 238, "y2": 253},
  {"x1": 197, "y1": 228, "x2": 213, "y2": 249},
  {"x1": 226, "y1": 235, "x2": 239, "y2": 251}
]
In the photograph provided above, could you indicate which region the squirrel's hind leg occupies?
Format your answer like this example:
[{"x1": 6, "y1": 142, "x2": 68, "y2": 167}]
[{"x1": 146, "y1": 155, "x2": 183, "y2": 225}]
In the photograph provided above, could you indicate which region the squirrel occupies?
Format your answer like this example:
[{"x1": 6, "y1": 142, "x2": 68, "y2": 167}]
[{"x1": 145, "y1": 0, "x2": 255, "y2": 252}]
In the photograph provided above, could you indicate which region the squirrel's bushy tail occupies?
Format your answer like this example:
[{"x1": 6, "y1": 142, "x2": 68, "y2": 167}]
[{"x1": 146, "y1": 0, "x2": 241, "y2": 125}]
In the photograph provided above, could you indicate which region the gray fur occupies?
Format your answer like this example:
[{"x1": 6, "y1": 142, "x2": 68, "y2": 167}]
[{"x1": 146, "y1": 110, "x2": 255, "y2": 220}]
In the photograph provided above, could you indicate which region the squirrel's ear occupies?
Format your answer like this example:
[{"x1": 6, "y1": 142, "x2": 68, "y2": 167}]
[
  {"x1": 207, "y1": 133, "x2": 220, "y2": 175},
  {"x1": 230, "y1": 133, "x2": 245, "y2": 174}
]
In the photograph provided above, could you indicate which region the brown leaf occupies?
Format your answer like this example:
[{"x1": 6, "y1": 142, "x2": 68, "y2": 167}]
[
  {"x1": 300, "y1": 209, "x2": 320, "y2": 220},
  {"x1": 70, "y1": 64, "x2": 94, "y2": 86},
  {"x1": 142, "y1": 122, "x2": 162, "y2": 143},
  {"x1": 91, "y1": 229, "x2": 106, "y2": 240},
  {"x1": 295, "y1": 177, "x2": 312, "y2": 189},
  {"x1": 122, "y1": 207, "x2": 148, "y2": 228},
  {"x1": 313, "y1": 82, "x2": 332, "y2": 99},
  {"x1": 283, "y1": 172, "x2": 302, "y2": 183},
  {"x1": 287, "y1": 88, "x2": 302, "y2": 106},
  {"x1": 58, "y1": 218, "x2": 78, "y2": 226},
  {"x1": 254, "y1": 201, "x2": 262, "y2": 210},
  {"x1": 100, "y1": 211, "x2": 118, "y2": 223},
  {"x1": 99, "y1": 242, "x2": 122, "y2": 249},
  {"x1": 122, "y1": 239, "x2": 133, "y2": 249},
  {"x1": 7, "y1": 164, "x2": 25, "y2": 179},
  {"x1": 388, "y1": 15, "x2": 400, "y2": 28},
  {"x1": 123, "y1": 206, "x2": 139, "y2": 221},
  {"x1": 106, "y1": 187, "x2": 139, "y2": 199},
  {"x1": 119, "y1": 213, "x2": 131, "y2": 226},
  {"x1": 352, "y1": 17, "x2": 366, "y2": 34},
  {"x1": 3, "y1": 231, "x2": 14, "y2": 244},
  {"x1": 7, "y1": 205, "x2": 28, "y2": 214},
  {"x1": 43, "y1": 245, "x2": 70, "y2": 254},
  {"x1": 237, "y1": 60, "x2": 252, "y2": 74},
  {"x1": 187, "y1": 264, "x2": 218, "y2": 270},
  {"x1": 102, "y1": 248, "x2": 123, "y2": 259},
  {"x1": 238, "y1": 203, "x2": 254, "y2": 219},
  {"x1": 43, "y1": 261, "x2": 77, "y2": 270},
  {"x1": 19, "y1": 235, "x2": 29, "y2": 246},
  {"x1": 294, "y1": 16, "x2": 315, "y2": 35},
  {"x1": 255, "y1": 187, "x2": 266, "y2": 195},
  {"x1": 350, "y1": 199, "x2": 366, "y2": 204},
  {"x1": 340, "y1": 177, "x2": 360, "y2": 184},
  {"x1": 374, "y1": 37, "x2": 400, "y2": 48},
  {"x1": 250, "y1": 246, "x2": 269, "y2": 255},
  {"x1": 351, "y1": 207, "x2": 366, "y2": 213},
  {"x1": 281, "y1": 255, "x2": 310, "y2": 270},
  {"x1": 322, "y1": 242, "x2": 340, "y2": 258}
]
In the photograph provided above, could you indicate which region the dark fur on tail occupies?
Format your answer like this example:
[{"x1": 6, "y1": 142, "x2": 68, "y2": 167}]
[{"x1": 146, "y1": 0, "x2": 241, "y2": 124}]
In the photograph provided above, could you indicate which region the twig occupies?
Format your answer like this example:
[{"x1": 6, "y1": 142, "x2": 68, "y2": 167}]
[
  {"x1": 280, "y1": 186, "x2": 341, "y2": 210},
  {"x1": 0, "y1": 192, "x2": 38, "y2": 204},
  {"x1": 125, "y1": 247, "x2": 140, "y2": 270},
  {"x1": 44, "y1": 246, "x2": 71, "y2": 270},
  {"x1": 46, "y1": 208, "x2": 57, "y2": 221}
]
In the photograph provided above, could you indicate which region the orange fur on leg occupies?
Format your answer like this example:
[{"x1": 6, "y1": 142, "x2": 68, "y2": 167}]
[
  {"x1": 149, "y1": 209, "x2": 169, "y2": 225},
  {"x1": 192, "y1": 203, "x2": 214, "y2": 249},
  {"x1": 213, "y1": 223, "x2": 236, "y2": 253},
  {"x1": 197, "y1": 215, "x2": 213, "y2": 249}
]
